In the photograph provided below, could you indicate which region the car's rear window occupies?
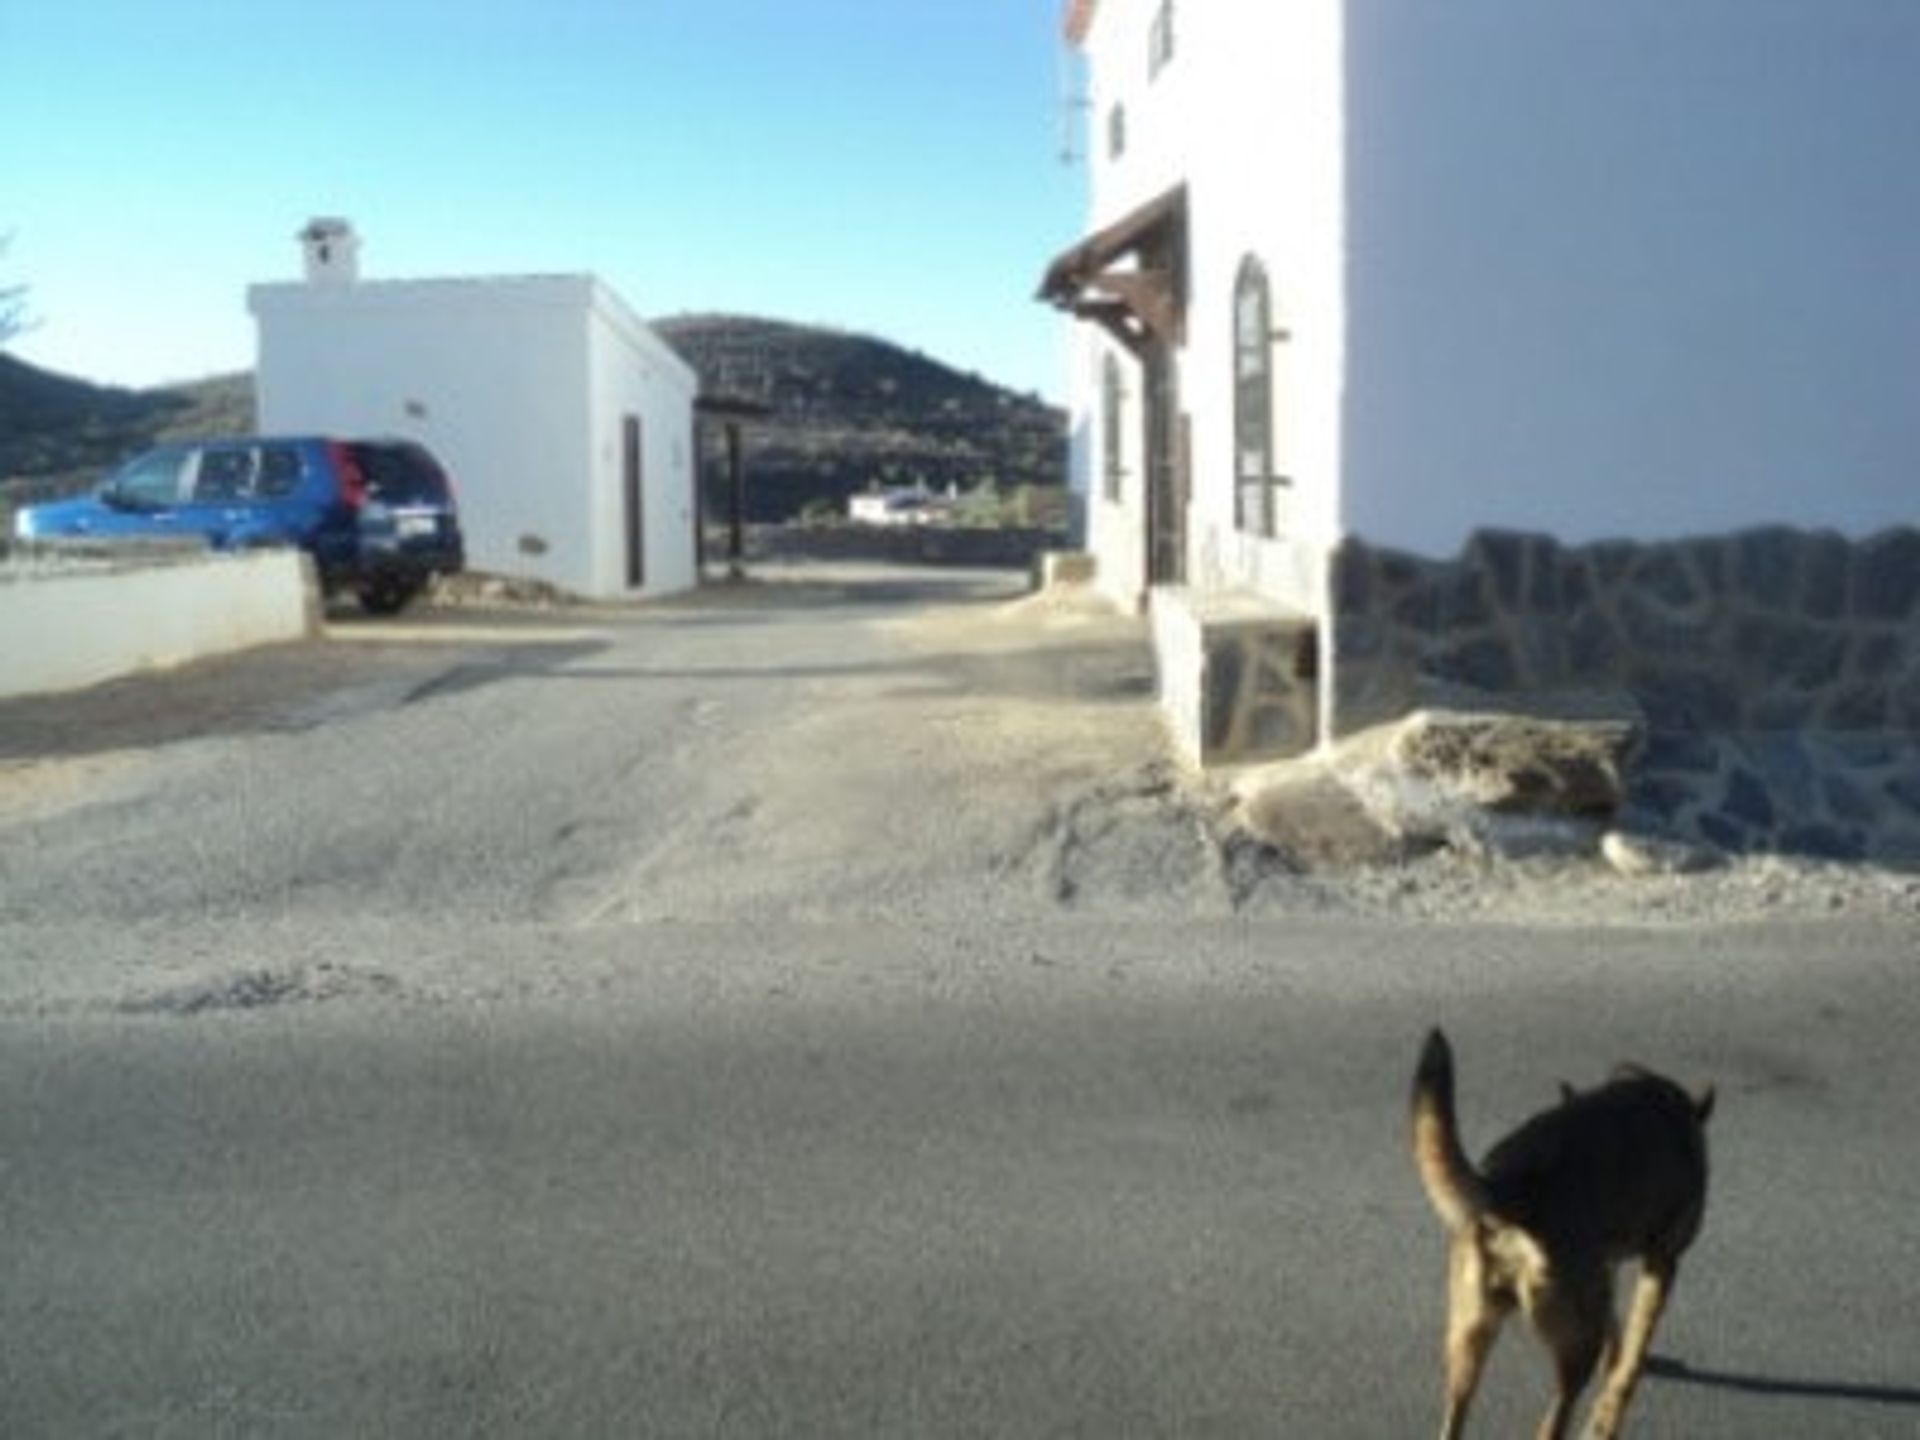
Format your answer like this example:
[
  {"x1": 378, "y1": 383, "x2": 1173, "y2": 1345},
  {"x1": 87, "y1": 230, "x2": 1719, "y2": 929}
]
[{"x1": 352, "y1": 444, "x2": 449, "y2": 505}]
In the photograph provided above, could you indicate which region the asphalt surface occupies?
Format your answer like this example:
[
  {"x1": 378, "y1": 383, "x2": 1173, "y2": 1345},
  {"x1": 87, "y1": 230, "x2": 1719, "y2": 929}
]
[{"x1": 2, "y1": 564, "x2": 1918, "y2": 1437}]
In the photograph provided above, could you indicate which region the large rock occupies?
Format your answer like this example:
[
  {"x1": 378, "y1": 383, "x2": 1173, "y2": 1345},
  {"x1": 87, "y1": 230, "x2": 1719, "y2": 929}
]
[
  {"x1": 1231, "y1": 757, "x2": 1411, "y2": 869},
  {"x1": 1385, "y1": 706, "x2": 1640, "y2": 817},
  {"x1": 1333, "y1": 701, "x2": 1643, "y2": 859}
]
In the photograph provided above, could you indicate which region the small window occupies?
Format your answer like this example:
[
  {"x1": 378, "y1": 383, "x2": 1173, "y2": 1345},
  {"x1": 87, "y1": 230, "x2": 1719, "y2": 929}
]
[
  {"x1": 1101, "y1": 353, "x2": 1126, "y2": 503},
  {"x1": 1107, "y1": 102, "x2": 1126, "y2": 160},
  {"x1": 256, "y1": 446, "x2": 305, "y2": 498},
  {"x1": 193, "y1": 448, "x2": 256, "y2": 501},
  {"x1": 1233, "y1": 255, "x2": 1287, "y2": 538},
  {"x1": 1148, "y1": 0, "x2": 1175, "y2": 79}
]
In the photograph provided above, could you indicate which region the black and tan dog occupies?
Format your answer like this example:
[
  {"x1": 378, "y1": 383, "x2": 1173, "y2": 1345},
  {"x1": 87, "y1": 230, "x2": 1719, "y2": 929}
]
[{"x1": 1410, "y1": 1028, "x2": 1713, "y2": 1439}]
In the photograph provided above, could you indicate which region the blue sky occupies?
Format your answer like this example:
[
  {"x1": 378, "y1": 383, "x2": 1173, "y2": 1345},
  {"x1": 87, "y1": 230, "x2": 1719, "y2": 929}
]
[{"x1": 1, "y1": 1, "x2": 1084, "y2": 400}]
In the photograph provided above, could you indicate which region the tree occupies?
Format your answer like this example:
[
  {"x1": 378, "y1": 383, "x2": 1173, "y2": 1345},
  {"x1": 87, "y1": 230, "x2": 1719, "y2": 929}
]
[{"x1": 1, "y1": 232, "x2": 33, "y2": 347}]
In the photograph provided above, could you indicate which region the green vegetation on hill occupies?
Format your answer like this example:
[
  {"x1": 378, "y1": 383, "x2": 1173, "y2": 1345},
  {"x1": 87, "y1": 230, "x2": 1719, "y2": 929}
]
[
  {"x1": 0, "y1": 355, "x2": 252, "y2": 505},
  {"x1": 656, "y1": 315, "x2": 1066, "y2": 524}
]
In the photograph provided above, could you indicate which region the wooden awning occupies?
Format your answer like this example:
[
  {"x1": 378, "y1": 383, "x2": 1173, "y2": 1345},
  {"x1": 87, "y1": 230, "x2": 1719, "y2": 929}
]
[
  {"x1": 1036, "y1": 184, "x2": 1187, "y2": 357},
  {"x1": 695, "y1": 393, "x2": 772, "y2": 422}
]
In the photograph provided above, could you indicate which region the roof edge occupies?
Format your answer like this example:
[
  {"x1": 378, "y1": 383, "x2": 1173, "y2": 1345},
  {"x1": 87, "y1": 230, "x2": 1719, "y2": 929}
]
[{"x1": 1064, "y1": 0, "x2": 1097, "y2": 46}]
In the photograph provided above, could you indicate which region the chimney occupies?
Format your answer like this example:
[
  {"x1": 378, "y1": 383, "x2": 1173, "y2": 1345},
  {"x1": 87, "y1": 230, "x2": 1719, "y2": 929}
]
[{"x1": 299, "y1": 217, "x2": 360, "y2": 286}]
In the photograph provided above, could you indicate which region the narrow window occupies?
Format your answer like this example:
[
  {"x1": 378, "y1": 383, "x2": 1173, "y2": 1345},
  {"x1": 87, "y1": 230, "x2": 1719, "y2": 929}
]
[
  {"x1": 1107, "y1": 102, "x2": 1127, "y2": 160},
  {"x1": 1148, "y1": 0, "x2": 1175, "y2": 79},
  {"x1": 1234, "y1": 256, "x2": 1285, "y2": 538},
  {"x1": 1101, "y1": 353, "x2": 1125, "y2": 503}
]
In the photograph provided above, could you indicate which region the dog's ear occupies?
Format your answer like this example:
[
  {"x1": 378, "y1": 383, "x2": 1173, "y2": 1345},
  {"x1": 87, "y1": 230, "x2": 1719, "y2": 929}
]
[{"x1": 1694, "y1": 1085, "x2": 1716, "y2": 1124}]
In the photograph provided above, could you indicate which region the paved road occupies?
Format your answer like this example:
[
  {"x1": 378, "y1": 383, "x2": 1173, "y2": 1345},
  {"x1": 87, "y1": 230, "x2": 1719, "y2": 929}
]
[{"x1": 2, "y1": 567, "x2": 1917, "y2": 1436}]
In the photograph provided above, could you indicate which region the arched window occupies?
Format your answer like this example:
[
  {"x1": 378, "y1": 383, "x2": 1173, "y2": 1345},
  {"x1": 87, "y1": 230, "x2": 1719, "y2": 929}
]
[
  {"x1": 1101, "y1": 352, "x2": 1125, "y2": 502},
  {"x1": 1234, "y1": 255, "x2": 1285, "y2": 537}
]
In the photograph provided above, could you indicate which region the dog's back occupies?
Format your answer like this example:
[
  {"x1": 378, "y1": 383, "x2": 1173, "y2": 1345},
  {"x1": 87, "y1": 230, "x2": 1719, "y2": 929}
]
[{"x1": 1479, "y1": 1071, "x2": 1711, "y2": 1264}]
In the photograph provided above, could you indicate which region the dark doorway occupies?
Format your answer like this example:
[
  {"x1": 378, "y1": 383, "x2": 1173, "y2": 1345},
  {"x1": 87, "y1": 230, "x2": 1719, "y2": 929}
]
[
  {"x1": 1143, "y1": 345, "x2": 1185, "y2": 585},
  {"x1": 623, "y1": 414, "x2": 645, "y2": 589}
]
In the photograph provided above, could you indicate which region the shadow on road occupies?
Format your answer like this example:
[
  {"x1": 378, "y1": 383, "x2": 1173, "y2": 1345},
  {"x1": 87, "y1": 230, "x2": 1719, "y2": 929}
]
[
  {"x1": 1649, "y1": 1355, "x2": 1920, "y2": 1411},
  {"x1": 0, "y1": 564, "x2": 1143, "y2": 765},
  {"x1": 0, "y1": 630, "x2": 611, "y2": 763}
]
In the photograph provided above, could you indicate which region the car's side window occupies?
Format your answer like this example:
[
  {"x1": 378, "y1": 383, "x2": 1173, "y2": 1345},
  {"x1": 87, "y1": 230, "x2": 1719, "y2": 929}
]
[
  {"x1": 257, "y1": 446, "x2": 304, "y2": 498},
  {"x1": 109, "y1": 451, "x2": 187, "y2": 506},
  {"x1": 193, "y1": 448, "x2": 256, "y2": 502}
]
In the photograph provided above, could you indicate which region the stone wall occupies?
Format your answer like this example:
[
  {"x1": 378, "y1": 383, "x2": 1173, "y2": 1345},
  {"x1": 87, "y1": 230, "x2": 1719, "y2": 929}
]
[{"x1": 1331, "y1": 527, "x2": 1920, "y2": 860}]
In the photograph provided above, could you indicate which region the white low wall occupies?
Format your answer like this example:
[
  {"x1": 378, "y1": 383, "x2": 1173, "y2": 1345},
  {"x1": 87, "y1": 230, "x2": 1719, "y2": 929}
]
[{"x1": 0, "y1": 549, "x2": 318, "y2": 698}]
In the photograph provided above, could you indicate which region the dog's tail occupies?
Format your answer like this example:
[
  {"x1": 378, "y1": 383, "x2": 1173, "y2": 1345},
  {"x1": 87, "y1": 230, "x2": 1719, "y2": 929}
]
[{"x1": 1411, "y1": 1028, "x2": 1491, "y2": 1233}]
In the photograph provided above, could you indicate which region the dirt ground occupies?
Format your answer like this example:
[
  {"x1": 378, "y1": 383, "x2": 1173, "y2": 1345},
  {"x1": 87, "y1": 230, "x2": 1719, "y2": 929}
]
[
  {"x1": 897, "y1": 583, "x2": 1920, "y2": 927},
  {"x1": 4, "y1": 567, "x2": 1920, "y2": 931}
]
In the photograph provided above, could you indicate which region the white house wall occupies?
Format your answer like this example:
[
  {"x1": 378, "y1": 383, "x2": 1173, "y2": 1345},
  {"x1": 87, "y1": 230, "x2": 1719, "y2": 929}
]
[
  {"x1": 1067, "y1": 0, "x2": 1345, "y2": 617},
  {"x1": 252, "y1": 279, "x2": 598, "y2": 591},
  {"x1": 1071, "y1": 0, "x2": 1175, "y2": 610},
  {"x1": 1178, "y1": 0, "x2": 1343, "y2": 618},
  {"x1": 583, "y1": 288, "x2": 699, "y2": 597},
  {"x1": 1342, "y1": 0, "x2": 1920, "y2": 557}
]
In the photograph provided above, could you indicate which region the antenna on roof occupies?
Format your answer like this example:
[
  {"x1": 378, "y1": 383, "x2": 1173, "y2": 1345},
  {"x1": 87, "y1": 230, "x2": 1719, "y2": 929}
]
[{"x1": 1056, "y1": 37, "x2": 1090, "y2": 166}]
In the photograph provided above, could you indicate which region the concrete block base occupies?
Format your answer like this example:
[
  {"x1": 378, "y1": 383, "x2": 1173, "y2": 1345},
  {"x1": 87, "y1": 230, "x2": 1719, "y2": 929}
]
[
  {"x1": 1032, "y1": 549, "x2": 1097, "y2": 589},
  {"x1": 1150, "y1": 586, "x2": 1318, "y2": 767}
]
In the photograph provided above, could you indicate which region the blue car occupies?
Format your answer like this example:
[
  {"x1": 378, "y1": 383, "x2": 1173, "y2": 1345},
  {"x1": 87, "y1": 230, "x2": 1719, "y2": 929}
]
[{"x1": 13, "y1": 436, "x2": 465, "y2": 613}]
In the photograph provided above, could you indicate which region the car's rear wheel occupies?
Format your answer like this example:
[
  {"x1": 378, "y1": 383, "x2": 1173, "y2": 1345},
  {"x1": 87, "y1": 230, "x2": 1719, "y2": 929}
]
[{"x1": 357, "y1": 577, "x2": 421, "y2": 615}]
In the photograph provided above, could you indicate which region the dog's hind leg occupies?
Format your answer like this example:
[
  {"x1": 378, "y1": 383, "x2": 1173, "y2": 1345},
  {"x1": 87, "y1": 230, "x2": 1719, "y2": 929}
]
[
  {"x1": 1440, "y1": 1241, "x2": 1509, "y2": 1440},
  {"x1": 1584, "y1": 1259, "x2": 1675, "y2": 1439},
  {"x1": 1442, "y1": 1302, "x2": 1503, "y2": 1440},
  {"x1": 1527, "y1": 1269, "x2": 1610, "y2": 1440},
  {"x1": 1536, "y1": 1335, "x2": 1603, "y2": 1440}
]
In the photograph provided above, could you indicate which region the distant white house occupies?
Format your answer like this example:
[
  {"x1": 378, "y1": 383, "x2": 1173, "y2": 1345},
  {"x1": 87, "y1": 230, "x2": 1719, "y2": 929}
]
[
  {"x1": 1044, "y1": 1, "x2": 1920, "y2": 765},
  {"x1": 848, "y1": 485, "x2": 956, "y2": 527},
  {"x1": 249, "y1": 220, "x2": 699, "y2": 599}
]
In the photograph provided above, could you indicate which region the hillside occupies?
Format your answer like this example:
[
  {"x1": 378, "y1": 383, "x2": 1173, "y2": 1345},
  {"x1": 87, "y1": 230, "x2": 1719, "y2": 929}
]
[
  {"x1": 1, "y1": 316, "x2": 1066, "y2": 525},
  {"x1": 656, "y1": 315, "x2": 1066, "y2": 523},
  {"x1": 0, "y1": 355, "x2": 252, "y2": 503}
]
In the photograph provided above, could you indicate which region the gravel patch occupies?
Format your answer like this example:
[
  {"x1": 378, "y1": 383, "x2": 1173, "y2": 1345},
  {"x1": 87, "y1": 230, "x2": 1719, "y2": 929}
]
[{"x1": 117, "y1": 963, "x2": 406, "y2": 1016}]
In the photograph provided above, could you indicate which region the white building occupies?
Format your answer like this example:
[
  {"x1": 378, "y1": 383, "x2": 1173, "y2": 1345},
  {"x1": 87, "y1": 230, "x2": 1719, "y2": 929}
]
[
  {"x1": 1043, "y1": 1, "x2": 1920, "y2": 767},
  {"x1": 250, "y1": 222, "x2": 699, "y2": 600},
  {"x1": 848, "y1": 485, "x2": 954, "y2": 528}
]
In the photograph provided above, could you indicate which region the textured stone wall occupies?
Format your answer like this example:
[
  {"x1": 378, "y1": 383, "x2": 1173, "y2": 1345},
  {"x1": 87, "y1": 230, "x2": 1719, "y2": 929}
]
[
  {"x1": 1200, "y1": 620, "x2": 1318, "y2": 764},
  {"x1": 1331, "y1": 527, "x2": 1920, "y2": 860}
]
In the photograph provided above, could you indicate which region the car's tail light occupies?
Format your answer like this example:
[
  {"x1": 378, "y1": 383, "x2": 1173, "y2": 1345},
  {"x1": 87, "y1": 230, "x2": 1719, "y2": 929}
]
[{"x1": 331, "y1": 443, "x2": 368, "y2": 510}]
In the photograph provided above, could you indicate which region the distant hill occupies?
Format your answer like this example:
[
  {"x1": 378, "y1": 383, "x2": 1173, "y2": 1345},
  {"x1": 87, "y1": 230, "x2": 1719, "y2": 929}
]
[
  {"x1": 1, "y1": 315, "x2": 1065, "y2": 526},
  {"x1": 656, "y1": 315, "x2": 1066, "y2": 523},
  {"x1": 0, "y1": 355, "x2": 252, "y2": 504}
]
